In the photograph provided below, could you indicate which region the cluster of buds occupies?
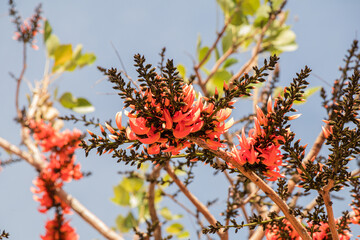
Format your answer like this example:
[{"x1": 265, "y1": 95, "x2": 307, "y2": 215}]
[
  {"x1": 265, "y1": 219, "x2": 351, "y2": 240},
  {"x1": 101, "y1": 75, "x2": 234, "y2": 156},
  {"x1": 29, "y1": 120, "x2": 82, "y2": 239},
  {"x1": 231, "y1": 97, "x2": 301, "y2": 181}
]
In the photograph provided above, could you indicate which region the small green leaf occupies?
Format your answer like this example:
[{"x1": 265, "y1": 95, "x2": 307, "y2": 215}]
[
  {"x1": 72, "y1": 98, "x2": 95, "y2": 113},
  {"x1": 177, "y1": 64, "x2": 186, "y2": 79},
  {"x1": 177, "y1": 231, "x2": 190, "y2": 239},
  {"x1": 242, "y1": 0, "x2": 260, "y2": 15},
  {"x1": 222, "y1": 29, "x2": 233, "y2": 54},
  {"x1": 166, "y1": 223, "x2": 184, "y2": 234},
  {"x1": 222, "y1": 58, "x2": 238, "y2": 69},
  {"x1": 76, "y1": 53, "x2": 96, "y2": 68},
  {"x1": 111, "y1": 185, "x2": 130, "y2": 206},
  {"x1": 160, "y1": 207, "x2": 173, "y2": 221},
  {"x1": 121, "y1": 177, "x2": 144, "y2": 193},
  {"x1": 206, "y1": 69, "x2": 232, "y2": 96},
  {"x1": 53, "y1": 44, "x2": 73, "y2": 68},
  {"x1": 214, "y1": 47, "x2": 220, "y2": 60},
  {"x1": 45, "y1": 34, "x2": 60, "y2": 57},
  {"x1": 294, "y1": 86, "x2": 321, "y2": 105},
  {"x1": 198, "y1": 46, "x2": 211, "y2": 66},
  {"x1": 59, "y1": 92, "x2": 77, "y2": 109},
  {"x1": 115, "y1": 213, "x2": 137, "y2": 233},
  {"x1": 44, "y1": 20, "x2": 52, "y2": 43}
]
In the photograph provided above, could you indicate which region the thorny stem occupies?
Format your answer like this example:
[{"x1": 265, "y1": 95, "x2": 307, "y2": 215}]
[
  {"x1": 0, "y1": 137, "x2": 124, "y2": 240},
  {"x1": 15, "y1": 43, "x2": 27, "y2": 118},
  {"x1": 164, "y1": 162, "x2": 227, "y2": 240},
  {"x1": 148, "y1": 165, "x2": 162, "y2": 240},
  {"x1": 188, "y1": 137, "x2": 312, "y2": 240}
]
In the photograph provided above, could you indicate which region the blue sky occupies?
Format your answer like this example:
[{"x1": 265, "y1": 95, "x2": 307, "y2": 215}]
[{"x1": 1, "y1": 0, "x2": 360, "y2": 239}]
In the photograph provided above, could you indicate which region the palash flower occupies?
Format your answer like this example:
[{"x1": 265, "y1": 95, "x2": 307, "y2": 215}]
[
  {"x1": 29, "y1": 120, "x2": 82, "y2": 238},
  {"x1": 265, "y1": 219, "x2": 352, "y2": 240},
  {"x1": 41, "y1": 215, "x2": 78, "y2": 240},
  {"x1": 102, "y1": 75, "x2": 233, "y2": 155},
  {"x1": 231, "y1": 98, "x2": 291, "y2": 181}
]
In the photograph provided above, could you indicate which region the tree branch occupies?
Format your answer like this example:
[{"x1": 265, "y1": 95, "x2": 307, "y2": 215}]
[
  {"x1": 188, "y1": 136, "x2": 311, "y2": 240},
  {"x1": 0, "y1": 136, "x2": 124, "y2": 240},
  {"x1": 148, "y1": 165, "x2": 162, "y2": 240}
]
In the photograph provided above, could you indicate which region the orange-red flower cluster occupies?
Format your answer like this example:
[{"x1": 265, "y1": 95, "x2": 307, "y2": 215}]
[
  {"x1": 29, "y1": 120, "x2": 82, "y2": 240},
  {"x1": 41, "y1": 215, "x2": 78, "y2": 240},
  {"x1": 265, "y1": 219, "x2": 352, "y2": 240},
  {"x1": 107, "y1": 76, "x2": 233, "y2": 155},
  {"x1": 231, "y1": 98, "x2": 291, "y2": 181},
  {"x1": 13, "y1": 16, "x2": 42, "y2": 50}
]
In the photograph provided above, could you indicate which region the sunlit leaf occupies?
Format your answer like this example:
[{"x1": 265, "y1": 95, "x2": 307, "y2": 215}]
[
  {"x1": 222, "y1": 29, "x2": 233, "y2": 54},
  {"x1": 206, "y1": 69, "x2": 232, "y2": 96},
  {"x1": 177, "y1": 231, "x2": 190, "y2": 239},
  {"x1": 76, "y1": 53, "x2": 96, "y2": 68},
  {"x1": 242, "y1": 0, "x2": 260, "y2": 15},
  {"x1": 111, "y1": 185, "x2": 130, "y2": 206},
  {"x1": 53, "y1": 44, "x2": 73, "y2": 68},
  {"x1": 121, "y1": 177, "x2": 144, "y2": 193},
  {"x1": 177, "y1": 64, "x2": 186, "y2": 79},
  {"x1": 160, "y1": 207, "x2": 173, "y2": 221},
  {"x1": 59, "y1": 92, "x2": 77, "y2": 109},
  {"x1": 45, "y1": 34, "x2": 60, "y2": 57},
  {"x1": 44, "y1": 20, "x2": 52, "y2": 43},
  {"x1": 115, "y1": 213, "x2": 137, "y2": 233},
  {"x1": 198, "y1": 46, "x2": 211, "y2": 66},
  {"x1": 166, "y1": 223, "x2": 184, "y2": 234},
  {"x1": 72, "y1": 98, "x2": 95, "y2": 113},
  {"x1": 294, "y1": 86, "x2": 321, "y2": 105},
  {"x1": 223, "y1": 58, "x2": 238, "y2": 69}
]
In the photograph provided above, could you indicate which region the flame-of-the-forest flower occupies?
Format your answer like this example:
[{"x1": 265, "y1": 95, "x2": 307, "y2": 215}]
[
  {"x1": 103, "y1": 75, "x2": 233, "y2": 155},
  {"x1": 29, "y1": 120, "x2": 82, "y2": 239},
  {"x1": 231, "y1": 98, "x2": 291, "y2": 181},
  {"x1": 265, "y1": 219, "x2": 352, "y2": 240},
  {"x1": 13, "y1": 16, "x2": 42, "y2": 50},
  {"x1": 41, "y1": 215, "x2": 78, "y2": 240}
]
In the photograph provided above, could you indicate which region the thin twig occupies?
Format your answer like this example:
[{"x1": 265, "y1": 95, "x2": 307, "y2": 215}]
[
  {"x1": 148, "y1": 165, "x2": 162, "y2": 240},
  {"x1": 15, "y1": 43, "x2": 27, "y2": 118},
  {"x1": 164, "y1": 162, "x2": 227, "y2": 240}
]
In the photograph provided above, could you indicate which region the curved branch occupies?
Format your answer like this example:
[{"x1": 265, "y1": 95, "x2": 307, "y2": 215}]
[{"x1": 188, "y1": 137, "x2": 311, "y2": 240}]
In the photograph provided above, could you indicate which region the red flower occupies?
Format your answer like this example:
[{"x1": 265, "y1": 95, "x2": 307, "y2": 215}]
[{"x1": 41, "y1": 215, "x2": 78, "y2": 240}]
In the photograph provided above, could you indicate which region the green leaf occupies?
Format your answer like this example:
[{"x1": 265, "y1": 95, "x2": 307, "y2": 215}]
[
  {"x1": 230, "y1": 8, "x2": 247, "y2": 26},
  {"x1": 214, "y1": 47, "x2": 220, "y2": 60},
  {"x1": 59, "y1": 92, "x2": 77, "y2": 109},
  {"x1": 54, "y1": 87, "x2": 59, "y2": 100},
  {"x1": 222, "y1": 29, "x2": 233, "y2": 54},
  {"x1": 72, "y1": 98, "x2": 95, "y2": 113},
  {"x1": 254, "y1": 5, "x2": 271, "y2": 27},
  {"x1": 222, "y1": 58, "x2": 238, "y2": 69},
  {"x1": 177, "y1": 64, "x2": 186, "y2": 79},
  {"x1": 177, "y1": 231, "x2": 190, "y2": 239},
  {"x1": 198, "y1": 46, "x2": 211, "y2": 66},
  {"x1": 242, "y1": 0, "x2": 260, "y2": 15},
  {"x1": 45, "y1": 34, "x2": 60, "y2": 57},
  {"x1": 160, "y1": 207, "x2": 173, "y2": 221},
  {"x1": 76, "y1": 53, "x2": 96, "y2": 68},
  {"x1": 166, "y1": 223, "x2": 184, "y2": 234},
  {"x1": 44, "y1": 20, "x2": 52, "y2": 43},
  {"x1": 115, "y1": 212, "x2": 137, "y2": 233},
  {"x1": 206, "y1": 69, "x2": 232, "y2": 96},
  {"x1": 53, "y1": 44, "x2": 73, "y2": 69},
  {"x1": 271, "y1": 29, "x2": 297, "y2": 53},
  {"x1": 121, "y1": 177, "x2": 144, "y2": 193},
  {"x1": 111, "y1": 184, "x2": 130, "y2": 206},
  {"x1": 294, "y1": 86, "x2": 321, "y2": 105}
]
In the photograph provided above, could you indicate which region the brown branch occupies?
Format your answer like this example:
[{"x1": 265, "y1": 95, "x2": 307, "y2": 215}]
[
  {"x1": 148, "y1": 165, "x2": 162, "y2": 240},
  {"x1": 319, "y1": 179, "x2": 339, "y2": 240},
  {"x1": 0, "y1": 137, "x2": 124, "y2": 240},
  {"x1": 188, "y1": 136, "x2": 311, "y2": 240},
  {"x1": 164, "y1": 162, "x2": 227, "y2": 240}
]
